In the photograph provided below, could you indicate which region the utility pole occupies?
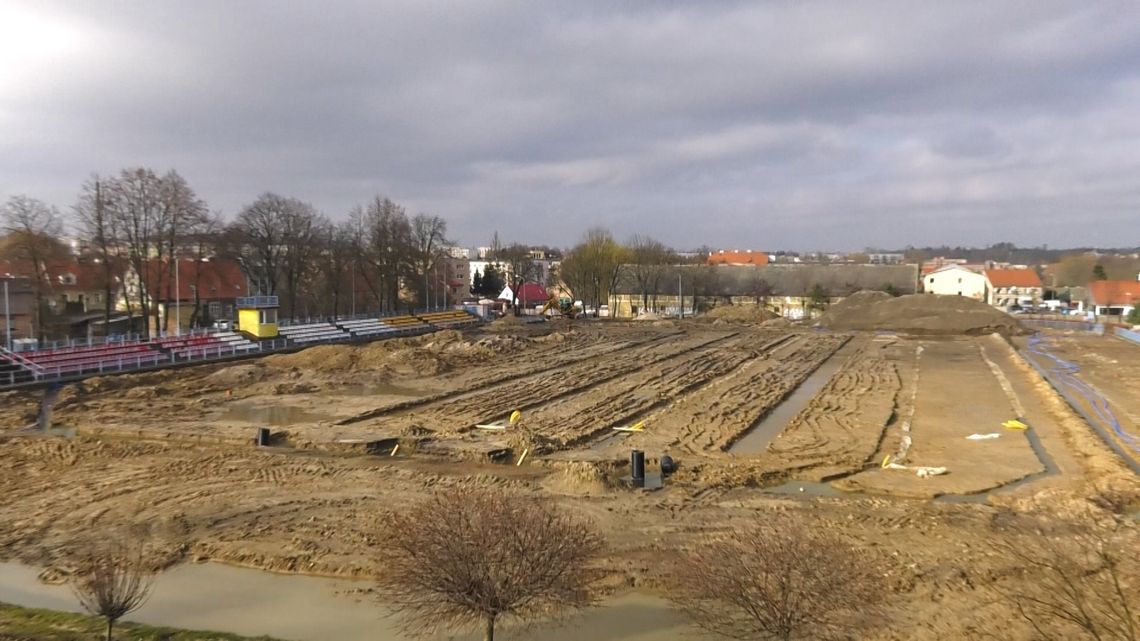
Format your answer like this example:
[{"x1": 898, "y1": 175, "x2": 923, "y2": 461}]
[
  {"x1": 678, "y1": 272, "x2": 683, "y2": 319},
  {"x1": 174, "y1": 256, "x2": 181, "y2": 336},
  {"x1": 3, "y1": 279, "x2": 11, "y2": 351}
]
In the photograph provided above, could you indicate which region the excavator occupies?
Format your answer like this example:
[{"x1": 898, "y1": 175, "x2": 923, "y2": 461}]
[{"x1": 539, "y1": 293, "x2": 580, "y2": 319}]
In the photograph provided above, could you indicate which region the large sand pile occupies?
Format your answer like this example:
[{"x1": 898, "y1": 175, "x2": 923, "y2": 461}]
[
  {"x1": 819, "y1": 292, "x2": 1023, "y2": 335},
  {"x1": 703, "y1": 304, "x2": 777, "y2": 324}
]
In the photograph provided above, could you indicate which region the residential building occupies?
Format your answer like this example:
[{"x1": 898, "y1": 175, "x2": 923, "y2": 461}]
[
  {"x1": 445, "y1": 246, "x2": 470, "y2": 259},
  {"x1": 1087, "y1": 279, "x2": 1140, "y2": 318},
  {"x1": 708, "y1": 250, "x2": 770, "y2": 266},
  {"x1": 867, "y1": 253, "x2": 905, "y2": 265},
  {"x1": 124, "y1": 258, "x2": 248, "y2": 333},
  {"x1": 0, "y1": 276, "x2": 34, "y2": 344},
  {"x1": 984, "y1": 269, "x2": 1043, "y2": 309},
  {"x1": 922, "y1": 265, "x2": 988, "y2": 300},
  {"x1": 440, "y1": 255, "x2": 471, "y2": 303}
]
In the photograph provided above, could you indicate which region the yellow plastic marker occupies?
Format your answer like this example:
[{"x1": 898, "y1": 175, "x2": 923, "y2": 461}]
[
  {"x1": 881, "y1": 455, "x2": 891, "y2": 468},
  {"x1": 390, "y1": 443, "x2": 400, "y2": 457},
  {"x1": 516, "y1": 447, "x2": 530, "y2": 466},
  {"x1": 1002, "y1": 419, "x2": 1028, "y2": 430},
  {"x1": 509, "y1": 410, "x2": 522, "y2": 425}
]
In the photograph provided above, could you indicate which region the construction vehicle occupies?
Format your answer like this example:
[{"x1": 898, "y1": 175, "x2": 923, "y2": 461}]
[{"x1": 539, "y1": 293, "x2": 580, "y2": 319}]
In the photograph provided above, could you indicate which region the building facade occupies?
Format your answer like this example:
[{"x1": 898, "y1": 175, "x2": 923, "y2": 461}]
[
  {"x1": 922, "y1": 265, "x2": 988, "y2": 300},
  {"x1": 984, "y1": 269, "x2": 1043, "y2": 309}
]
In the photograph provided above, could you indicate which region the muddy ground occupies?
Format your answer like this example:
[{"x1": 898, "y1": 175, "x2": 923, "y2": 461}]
[{"x1": 1, "y1": 321, "x2": 1138, "y2": 640}]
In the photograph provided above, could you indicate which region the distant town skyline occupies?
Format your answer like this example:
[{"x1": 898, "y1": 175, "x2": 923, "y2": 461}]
[{"x1": 2, "y1": 1, "x2": 1139, "y2": 251}]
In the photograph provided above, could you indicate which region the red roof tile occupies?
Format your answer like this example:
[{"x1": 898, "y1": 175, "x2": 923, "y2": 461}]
[
  {"x1": 1088, "y1": 280, "x2": 1140, "y2": 306},
  {"x1": 984, "y1": 269, "x2": 1042, "y2": 288},
  {"x1": 142, "y1": 258, "x2": 248, "y2": 302},
  {"x1": 708, "y1": 251, "x2": 769, "y2": 266},
  {"x1": 515, "y1": 283, "x2": 549, "y2": 305}
]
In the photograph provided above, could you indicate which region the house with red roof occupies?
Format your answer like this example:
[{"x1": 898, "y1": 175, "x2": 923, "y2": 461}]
[
  {"x1": 125, "y1": 257, "x2": 248, "y2": 332},
  {"x1": 1087, "y1": 279, "x2": 1140, "y2": 318},
  {"x1": 984, "y1": 269, "x2": 1043, "y2": 309}
]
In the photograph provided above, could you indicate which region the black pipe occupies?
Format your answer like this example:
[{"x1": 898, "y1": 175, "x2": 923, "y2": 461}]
[{"x1": 631, "y1": 449, "x2": 645, "y2": 481}]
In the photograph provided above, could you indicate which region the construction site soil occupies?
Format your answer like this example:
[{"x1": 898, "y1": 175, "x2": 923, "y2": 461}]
[{"x1": 1, "y1": 312, "x2": 1138, "y2": 640}]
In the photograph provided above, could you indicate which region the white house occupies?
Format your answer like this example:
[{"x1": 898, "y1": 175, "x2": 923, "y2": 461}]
[{"x1": 923, "y1": 265, "x2": 988, "y2": 300}]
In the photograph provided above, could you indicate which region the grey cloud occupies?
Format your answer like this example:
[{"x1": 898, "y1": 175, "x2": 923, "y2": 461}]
[{"x1": 1, "y1": 0, "x2": 1139, "y2": 250}]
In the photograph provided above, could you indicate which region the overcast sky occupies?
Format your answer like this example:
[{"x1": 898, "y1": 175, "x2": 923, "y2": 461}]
[{"x1": 2, "y1": 1, "x2": 1139, "y2": 251}]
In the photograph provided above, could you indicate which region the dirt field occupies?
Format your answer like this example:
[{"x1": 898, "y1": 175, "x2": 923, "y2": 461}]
[
  {"x1": 2, "y1": 318, "x2": 1139, "y2": 640},
  {"x1": 1018, "y1": 331, "x2": 1140, "y2": 467}
]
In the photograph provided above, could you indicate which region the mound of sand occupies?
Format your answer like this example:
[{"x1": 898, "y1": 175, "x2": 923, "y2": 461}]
[
  {"x1": 761, "y1": 317, "x2": 792, "y2": 328},
  {"x1": 704, "y1": 305, "x2": 777, "y2": 324},
  {"x1": 819, "y1": 292, "x2": 1023, "y2": 335}
]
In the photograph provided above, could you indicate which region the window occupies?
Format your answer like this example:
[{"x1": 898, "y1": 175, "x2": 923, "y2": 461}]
[
  {"x1": 958, "y1": 278, "x2": 962, "y2": 284},
  {"x1": 208, "y1": 301, "x2": 222, "y2": 319},
  {"x1": 260, "y1": 308, "x2": 278, "y2": 324}
]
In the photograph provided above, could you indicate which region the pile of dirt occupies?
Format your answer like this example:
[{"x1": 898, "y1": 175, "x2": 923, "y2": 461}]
[
  {"x1": 540, "y1": 461, "x2": 613, "y2": 495},
  {"x1": 819, "y1": 292, "x2": 1023, "y2": 335},
  {"x1": 704, "y1": 304, "x2": 777, "y2": 324},
  {"x1": 487, "y1": 314, "x2": 526, "y2": 331},
  {"x1": 761, "y1": 317, "x2": 792, "y2": 328}
]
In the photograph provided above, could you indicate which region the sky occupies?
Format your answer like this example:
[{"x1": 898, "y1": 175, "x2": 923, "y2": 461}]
[{"x1": 1, "y1": 1, "x2": 1139, "y2": 251}]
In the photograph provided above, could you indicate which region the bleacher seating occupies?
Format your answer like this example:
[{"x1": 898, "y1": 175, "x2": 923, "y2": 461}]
[
  {"x1": 278, "y1": 322, "x2": 351, "y2": 344},
  {"x1": 335, "y1": 318, "x2": 397, "y2": 338},
  {"x1": 382, "y1": 315, "x2": 428, "y2": 330},
  {"x1": 214, "y1": 331, "x2": 258, "y2": 352},
  {"x1": 23, "y1": 342, "x2": 167, "y2": 377},
  {"x1": 0, "y1": 354, "x2": 35, "y2": 386},
  {"x1": 418, "y1": 310, "x2": 479, "y2": 328}
]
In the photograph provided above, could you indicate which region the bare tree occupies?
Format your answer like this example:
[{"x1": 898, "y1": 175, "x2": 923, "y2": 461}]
[
  {"x1": 666, "y1": 519, "x2": 883, "y2": 640},
  {"x1": 71, "y1": 536, "x2": 155, "y2": 641},
  {"x1": 628, "y1": 234, "x2": 671, "y2": 314},
  {"x1": 375, "y1": 486, "x2": 605, "y2": 641},
  {"x1": 498, "y1": 243, "x2": 538, "y2": 314},
  {"x1": 992, "y1": 519, "x2": 1138, "y2": 641},
  {"x1": 74, "y1": 176, "x2": 120, "y2": 332},
  {"x1": 1, "y1": 195, "x2": 65, "y2": 340},
  {"x1": 409, "y1": 213, "x2": 450, "y2": 309},
  {"x1": 357, "y1": 196, "x2": 413, "y2": 313}
]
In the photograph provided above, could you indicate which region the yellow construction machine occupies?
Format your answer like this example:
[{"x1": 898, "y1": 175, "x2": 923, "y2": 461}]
[{"x1": 540, "y1": 294, "x2": 580, "y2": 319}]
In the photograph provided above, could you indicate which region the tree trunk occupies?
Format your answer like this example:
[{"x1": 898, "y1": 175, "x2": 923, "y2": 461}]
[
  {"x1": 105, "y1": 617, "x2": 113, "y2": 641},
  {"x1": 484, "y1": 614, "x2": 495, "y2": 641}
]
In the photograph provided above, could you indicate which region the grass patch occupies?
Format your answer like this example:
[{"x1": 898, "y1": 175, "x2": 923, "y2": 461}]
[{"x1": 0, "y1": 602, "x2": 282, "y2": 641}]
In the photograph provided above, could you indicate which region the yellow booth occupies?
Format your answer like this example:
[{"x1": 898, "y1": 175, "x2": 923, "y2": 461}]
[{"x1": 236, "y1": 295, "x2": 279, "y2": 339}]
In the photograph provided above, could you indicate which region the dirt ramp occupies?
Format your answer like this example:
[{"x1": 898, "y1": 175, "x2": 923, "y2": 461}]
[
  {"x1": 702, "y1": 304, "x2": 777, "y2": 324},
  {"x1": 820, "y1": 292, "x2": 1023, "y2": 335}
]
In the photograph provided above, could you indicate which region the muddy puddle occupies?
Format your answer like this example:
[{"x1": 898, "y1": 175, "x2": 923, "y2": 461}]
[
  {"x1": 730, "y1": 340, "x2": 857, "y2": 455},
  {"x1": 0, "y1": 561, "x2": 696, "y2": 641},
  {"x1": 220, "y1": 404, "x2": 326, "y2": 426}
]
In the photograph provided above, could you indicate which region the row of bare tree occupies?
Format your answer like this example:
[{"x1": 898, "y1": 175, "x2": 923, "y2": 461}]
[
  {"x1": 2, "y1": 169, "x2": 461, "y2": 339},
  {"x1": 71, "y1": 487, "x2": 1138, "y2": 641}
]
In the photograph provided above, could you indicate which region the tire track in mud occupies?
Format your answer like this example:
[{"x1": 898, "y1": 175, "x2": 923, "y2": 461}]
[
  {"x1": 529, "y1": 333, "x2": 797, "y2": 448},
  {"x1": 604, "y1": 334, "x2": 850, "y2": 455},
  {"x1": 334, "y1": 332, "x2": 676, "y2": 426},
  {"x1": 765, "y1": 341, "x2": 901, "y2": 473},
  {"x1": 383, "y1": 331, "x2": 744, "y2": 430}
]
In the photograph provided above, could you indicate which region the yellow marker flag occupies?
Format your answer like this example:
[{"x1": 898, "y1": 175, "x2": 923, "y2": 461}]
[{"x1": 509, "y1": 410, "x2": 522, "y2": 425}]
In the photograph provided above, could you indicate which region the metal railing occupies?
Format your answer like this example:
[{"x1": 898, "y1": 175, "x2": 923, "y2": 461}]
[
  {"x1": 0, "y1": 310, "x2": 480, "y2": 389},
  {"x1": 236, "y1": 295, "x2": 279, "y2": 307},
  {"x1": 1115, "y1": 326, "x2": 1140, "y2": 346}
]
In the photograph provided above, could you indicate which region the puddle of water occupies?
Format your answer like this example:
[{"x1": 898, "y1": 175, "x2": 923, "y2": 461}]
[
  {"x1": 220, "y1": 404, "x2": 325, "y2": 426},
  {"x1": 731, "y1": 340, "x2": 856, "y2": 455},
  {"x1": 0, "y1": 561, "x2": 696, "y2": 641}
]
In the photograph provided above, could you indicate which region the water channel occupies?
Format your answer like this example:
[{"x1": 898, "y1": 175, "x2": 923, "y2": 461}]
[
  {"x1": 729, "y1": 338, "x2": 857, "y2": 455},
  {"x1": 0, "y1": 561, "x2": 699, "y2": 641}
]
